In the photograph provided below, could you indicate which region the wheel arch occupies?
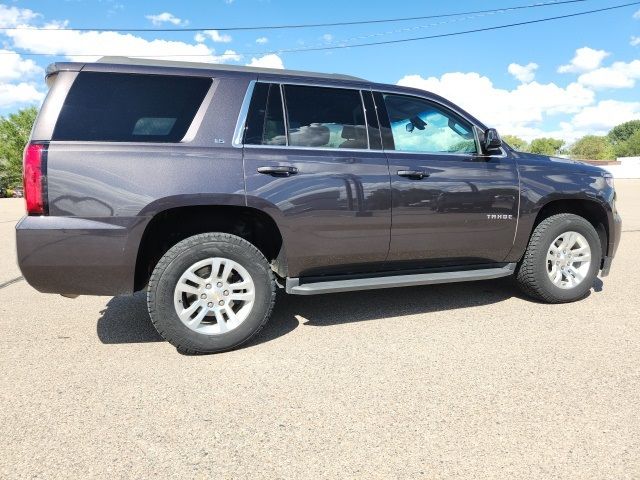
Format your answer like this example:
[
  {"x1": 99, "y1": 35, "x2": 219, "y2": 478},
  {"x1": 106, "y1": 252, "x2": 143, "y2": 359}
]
[
  {"x1": 513, "y1": 196, "x2": 610, "y2": 264},
  {"x1": 133, "y1": 203, "x2": 287, "y2": 292}
]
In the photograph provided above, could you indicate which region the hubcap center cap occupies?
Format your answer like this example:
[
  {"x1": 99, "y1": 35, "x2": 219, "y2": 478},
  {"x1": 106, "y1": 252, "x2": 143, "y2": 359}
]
[
  {"x1": 174, "y1": 257, "x2": 256, "y2": 336},
  {"x1": 206, "y1": 287, "x2": 225, "y2": 303},
  {"x1": 546, "y1": 231, "x2": 591, "y2": 290}
]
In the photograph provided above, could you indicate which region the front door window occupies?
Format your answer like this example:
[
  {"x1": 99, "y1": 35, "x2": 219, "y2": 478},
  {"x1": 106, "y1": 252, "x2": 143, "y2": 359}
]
[{"x1": 383, "y1": 93, "x2": 477, "y2": 154}]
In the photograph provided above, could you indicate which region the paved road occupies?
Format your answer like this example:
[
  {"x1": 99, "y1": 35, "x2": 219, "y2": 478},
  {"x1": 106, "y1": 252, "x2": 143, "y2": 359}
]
[{"x1": 1, "y1": 182, "x2": 639, "y2": 479}]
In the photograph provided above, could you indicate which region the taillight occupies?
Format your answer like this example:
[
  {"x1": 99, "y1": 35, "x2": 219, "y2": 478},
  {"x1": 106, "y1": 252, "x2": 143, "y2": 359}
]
[{"x1": 23, "y1": 143, "x2": 47, "y2": 215}]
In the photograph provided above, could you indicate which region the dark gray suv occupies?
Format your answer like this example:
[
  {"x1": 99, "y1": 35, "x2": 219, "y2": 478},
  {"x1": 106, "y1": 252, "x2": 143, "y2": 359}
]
[{"x1": 17, "y1": 57, "x2": 622, "y2": 353}]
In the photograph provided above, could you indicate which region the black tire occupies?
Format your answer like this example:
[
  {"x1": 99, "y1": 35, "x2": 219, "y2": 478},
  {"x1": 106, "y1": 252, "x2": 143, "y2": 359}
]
[
  {"x1": 516, "y1": 213, "x2": 601, "y2": 303},
  {"x1": 147, "y1": 233, "x2": 276, "y2": 354}
]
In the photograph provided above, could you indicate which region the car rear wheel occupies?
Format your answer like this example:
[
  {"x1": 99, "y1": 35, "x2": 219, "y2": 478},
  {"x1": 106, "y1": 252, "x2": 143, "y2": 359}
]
[
  {"x1": 516, "y1": 213, "x2": 601, "y2": 303},
  {"x1": 147, "y1": 233, "x2": 276, "y2": 354}
]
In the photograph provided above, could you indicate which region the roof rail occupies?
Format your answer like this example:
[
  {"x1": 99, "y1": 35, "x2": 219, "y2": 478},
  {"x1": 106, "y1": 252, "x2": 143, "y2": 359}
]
[{"x1": 85, "y1": 56, "x2": 369, "y2": 82}]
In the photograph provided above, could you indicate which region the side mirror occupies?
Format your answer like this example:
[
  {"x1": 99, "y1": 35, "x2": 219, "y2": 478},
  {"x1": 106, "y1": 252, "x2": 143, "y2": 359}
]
[{"x1": 483, "y1": 128, "x2": 502, "y2": 152}]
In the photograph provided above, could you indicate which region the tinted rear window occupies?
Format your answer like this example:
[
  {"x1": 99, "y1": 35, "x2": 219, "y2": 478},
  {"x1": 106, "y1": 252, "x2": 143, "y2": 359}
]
[
  {"x1": 283, "y1": 85, "x2": 367, "y2": 149},
  {"x1": 53, "y1": 72, "x2": 211, "y2": 142}
]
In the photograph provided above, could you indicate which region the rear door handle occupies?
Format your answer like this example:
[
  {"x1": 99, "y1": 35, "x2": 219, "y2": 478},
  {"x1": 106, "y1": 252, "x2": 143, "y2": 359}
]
[
  {"x1": 397, "y1": 170, "x2": 429, "y2": 180},
  {"x1": 257, "y1": 166, "x2": 299, "y2": 177}
]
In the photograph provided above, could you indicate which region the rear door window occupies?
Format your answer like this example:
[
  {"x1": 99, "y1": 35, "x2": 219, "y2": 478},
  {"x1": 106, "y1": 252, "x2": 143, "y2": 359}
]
[
  {"x1": 283, "y1": 85, "x2": 368, "y2": 149},
  {"x1": 244, "y1": 83, "x2": 286, "y2": 146},
  {"x1": 52, "y1": 72, "x2": 211, "y2": 142}
]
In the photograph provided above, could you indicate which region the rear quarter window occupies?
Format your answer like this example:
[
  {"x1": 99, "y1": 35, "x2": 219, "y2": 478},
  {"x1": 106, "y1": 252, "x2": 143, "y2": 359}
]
[{"x1": 52, "y1": 72, "x2": 211, "y2": 142}]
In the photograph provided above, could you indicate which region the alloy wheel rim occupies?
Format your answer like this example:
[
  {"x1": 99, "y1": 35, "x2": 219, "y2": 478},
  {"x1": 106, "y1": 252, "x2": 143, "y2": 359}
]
[
  {"x1": 546, "y1": 231, "x2": 592, "y2": 290},
  {"x1": 173, "y1": 257, "x2": 255, "y2": 335}
]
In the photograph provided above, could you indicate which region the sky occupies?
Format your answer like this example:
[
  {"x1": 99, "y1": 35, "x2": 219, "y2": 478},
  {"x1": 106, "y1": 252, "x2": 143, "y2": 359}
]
[{"x1": 0, "y1": 0, "x2": 639, "y2": 144}]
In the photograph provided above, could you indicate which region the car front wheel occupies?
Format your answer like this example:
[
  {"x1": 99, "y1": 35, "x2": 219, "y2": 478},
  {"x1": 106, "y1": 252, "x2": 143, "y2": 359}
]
[{"x1": 516, "y1": 213, "x2": 602, "y2": 303}]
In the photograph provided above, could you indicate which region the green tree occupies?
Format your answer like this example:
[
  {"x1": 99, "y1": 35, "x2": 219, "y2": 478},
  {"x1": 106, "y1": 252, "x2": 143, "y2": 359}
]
[
  {"x1": 502, "y1": 134, "x2": 528, "y2": 152},
  {"x1": 569, "y1": 135, "x2": 615, "y2": 161},
  {"x1": 613, "y1": 129, "x2": 640, "y2": 157},
  {"x1": 529, "y1": 137, "x2": 564, "y2": 156},
  {"x1": 0, "y1": 107, "x2": 38, "y2": 193},
  {"x1": 607, "y1": 120, "x2": 640, "y2": 146}
]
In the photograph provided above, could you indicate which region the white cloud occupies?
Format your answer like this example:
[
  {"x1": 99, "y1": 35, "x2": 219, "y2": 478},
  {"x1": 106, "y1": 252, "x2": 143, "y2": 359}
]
[
  {"x1": 397, "y1": 72, "x2": 594, "y2": 140},
  {"x1": 246, "y1": 54, "x2": 284, "y2": 69},
  {"x1": 558, "y1": 47, "x2": 610, "y2": 73},
  {"x1": 6, "y1": 23, "x2": 238, "y2": 63},
  {"x1": 322, "y1": 34, "x2": 333, "y2": 42},
  {"x1": 571, "y1": 100, "x2": 640, "y2": 130},
  {"x1": 0, "y1": 4, "x2": 38, "y2": 27},
  {"x1": 194, "y1": 32, "x2": 206, "y2": 43},
  {"x1": 0, "y1": 10, "x2": 45, "y2": 109},
  {"x1": 216, "y1": 49, "x2": 241, "y2": 63},
  {"x1": 630, "y1": 36, "x2": 640, "y2": 47},
  {"x1": 255, "y1": 37, "x2": 268, "y2": 44},
  {"x1": 0, "y1": 49, "x2": 42, "y2": 82},
  {"x1": 577, "y1": 60, "x2": 640, "y2": 89},
  {"x1": 634, "y1": 8, "x2": 640, "y2": 19},
  {"x1": 0, "y1": 82, "x2": 44, "y2": 109},
  {"x1": 508, "y1": 62, "x2": 538, "y2": 83},
  {"x1": 201, "y1": 30, "x2": 232, "y2": 43},
  {"x1": 145, "y1": 12, "x2": 188, "y2": 27}
]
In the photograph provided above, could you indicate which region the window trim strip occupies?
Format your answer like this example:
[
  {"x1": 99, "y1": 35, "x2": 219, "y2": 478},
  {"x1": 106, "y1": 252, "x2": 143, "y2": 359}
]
[
  {"x1": 233, "y1": 80, "x2": 507, "y2": 157},
  {"x1": 280, "y1": 83, "x2": 290, "y2": 147},
  {"x1": 242, "y1": 143, "x2": 477, "y2": 157},
  {"x1": 232, "y1": 79, "x2": 257, "y2": 148},
  {"x1": 358, "y1": 89, "x2": 371, "y2": 150}
]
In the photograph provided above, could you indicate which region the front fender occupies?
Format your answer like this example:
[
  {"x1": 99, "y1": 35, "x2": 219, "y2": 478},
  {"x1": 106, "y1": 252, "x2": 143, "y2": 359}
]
[{"x1": 507, "y1": 158, "x2": 615, "y2": 263}]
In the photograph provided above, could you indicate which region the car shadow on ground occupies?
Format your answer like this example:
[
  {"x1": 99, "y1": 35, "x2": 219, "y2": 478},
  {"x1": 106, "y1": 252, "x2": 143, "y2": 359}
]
[
  {"x1": 96, "y1": 293, "x2": 162, "y2": 344},
  {"x1": 96, "y1": 278, "x2": 518, "y2": 346},
  {"x1": 96, "y1": 277, "x2": 604, "y2": 349},
  {"x1": 96, "y1": 290, "x2": 301, "y2": 347}
]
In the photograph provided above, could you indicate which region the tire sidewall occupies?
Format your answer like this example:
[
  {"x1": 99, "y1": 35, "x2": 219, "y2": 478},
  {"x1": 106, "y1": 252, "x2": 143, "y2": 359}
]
[
  {"x1": 532, "y1": 216, "x2": 601, "y2": 302},
  {"x1": 150, "y1": 238, "x2": 273, "y2": 353}
]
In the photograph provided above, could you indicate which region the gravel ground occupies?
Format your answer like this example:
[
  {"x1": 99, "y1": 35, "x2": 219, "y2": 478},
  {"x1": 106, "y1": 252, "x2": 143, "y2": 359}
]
[{"x1": 1, "y1": 181, "x2": 639, "y2": 479}]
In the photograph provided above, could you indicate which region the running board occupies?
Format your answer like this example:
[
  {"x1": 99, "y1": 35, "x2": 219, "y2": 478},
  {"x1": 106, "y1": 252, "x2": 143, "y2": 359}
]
[{"x1": 286, "y1": 263, "x2": 516, "y2": 295}]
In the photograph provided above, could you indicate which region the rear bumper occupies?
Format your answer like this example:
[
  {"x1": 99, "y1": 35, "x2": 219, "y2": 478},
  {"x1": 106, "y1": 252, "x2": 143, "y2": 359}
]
[{"x1": 15, "y1": 215, "x2": 146, "y2": 295}]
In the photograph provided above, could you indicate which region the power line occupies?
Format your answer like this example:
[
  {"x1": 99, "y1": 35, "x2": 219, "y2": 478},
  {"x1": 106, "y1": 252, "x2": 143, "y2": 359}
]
[
  {"x1": 1, "y1": 1, "x2": 636, "y2": 58},
  {"x1": 0, "y1": 0, "x2": 589, "y2": 32},
  {"x1": 297, "y1": 3, "x2": 571, "y2": 52},
  {"x1": 273, "y1": 1, "x2": 640, "y2": 54}
]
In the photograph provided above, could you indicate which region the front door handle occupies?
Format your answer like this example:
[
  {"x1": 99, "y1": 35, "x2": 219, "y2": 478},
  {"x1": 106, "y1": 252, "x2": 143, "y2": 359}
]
[
  {"x1": 397, "y1": 170, "x2": 429, "y2": 180},
  {"x1": 257, "y1": 166, "x2": 299, "y2": 177}
]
